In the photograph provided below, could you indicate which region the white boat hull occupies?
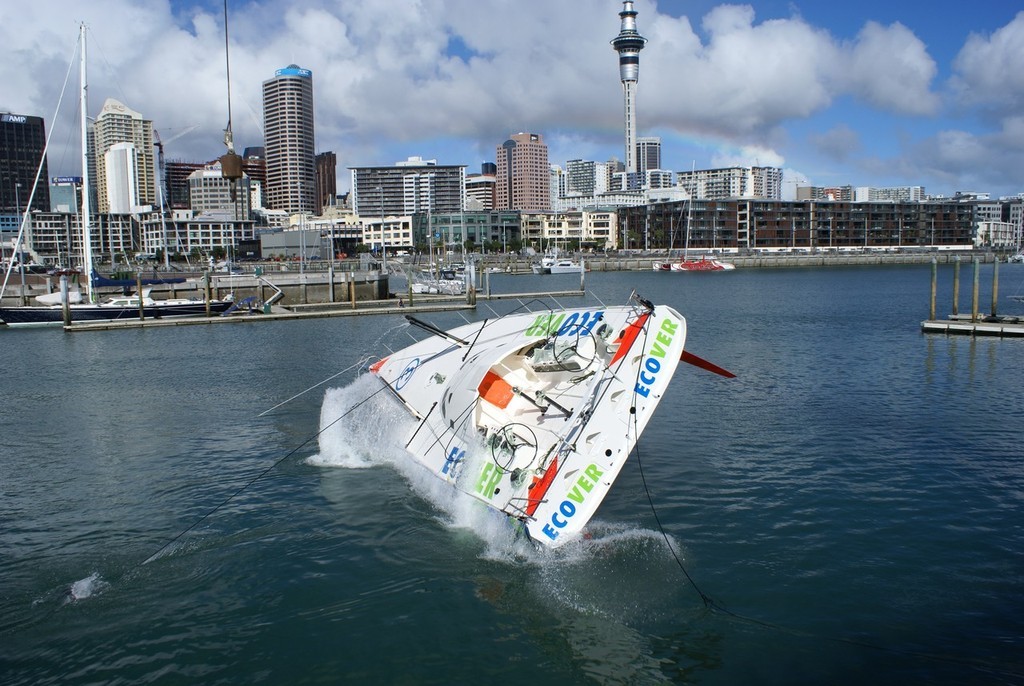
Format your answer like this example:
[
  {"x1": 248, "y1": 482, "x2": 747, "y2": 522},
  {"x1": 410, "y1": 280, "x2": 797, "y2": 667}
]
[{"x1": 371, "y1": 300, "x2": 687, "y2": 548}]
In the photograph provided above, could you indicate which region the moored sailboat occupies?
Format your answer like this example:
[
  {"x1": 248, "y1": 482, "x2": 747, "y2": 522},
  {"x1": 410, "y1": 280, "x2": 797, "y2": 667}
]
[{"x1": 0, "y1": 24, "x2": 232, "y2": 328}]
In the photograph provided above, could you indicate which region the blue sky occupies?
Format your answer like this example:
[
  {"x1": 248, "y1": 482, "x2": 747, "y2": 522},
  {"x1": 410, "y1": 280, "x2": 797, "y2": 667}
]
[{"x1": 2, "y1": 0, "x2": 1022, "y2": 199}]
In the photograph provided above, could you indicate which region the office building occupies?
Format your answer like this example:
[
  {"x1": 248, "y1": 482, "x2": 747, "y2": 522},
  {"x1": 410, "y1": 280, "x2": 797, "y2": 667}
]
[
  {"x1": 263, "y1": 65, "x2": 316, "y2": 214},
  {"x1": 188, "y1": 163, "x2": 251, "y2": 220},
  {"x1": 0, "y1": 112, "x2": 50, "y2": 216},
  {"x1": 636, "y1": 136, "x2": 660, "y2": 172},
  {"x1": 496, "y1": 132, "x2": 550, "y2": 211},
  {"x1": 315, "y1": 151, "x2": 336, "y2": 214}
]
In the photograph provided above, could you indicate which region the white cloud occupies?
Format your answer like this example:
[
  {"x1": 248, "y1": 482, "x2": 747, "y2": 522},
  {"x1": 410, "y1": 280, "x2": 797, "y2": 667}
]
[
  {"x1": 951, "y1": 11, "x2": 1024, "y2": 113},
  {"x1": 0, "y1": 0, "x2": 1018, "y2": 197},
  {"x1": 842, "y1": 21, "x2": 939, "y2": 116}
]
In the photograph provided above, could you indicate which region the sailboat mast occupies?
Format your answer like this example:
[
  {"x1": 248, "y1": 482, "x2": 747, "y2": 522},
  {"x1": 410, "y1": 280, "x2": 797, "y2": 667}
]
[{"x1": 79, "y1": 23, "x2": 95, "y2": 302}]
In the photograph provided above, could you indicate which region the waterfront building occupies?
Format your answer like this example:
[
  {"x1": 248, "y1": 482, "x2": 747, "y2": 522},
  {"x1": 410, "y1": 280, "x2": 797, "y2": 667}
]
[
  {"x1": 91, "y1": 98, "x2": 156, "y2": 213},
  {"x1": 618, "y1": 199, "x2": 974, "y2": 252},
  {"x1": 496, "y1": 132, "x2": 550, "y2": 211},
  {"x1": 139, "y1": 210, "x2": 255, "y2": 258},
  {"x1": 350, "y1": 157, "x2": 465, "y2": 217},
  {"x1": 414, "y1": 210, "x2": 522, "y2": 253},
  {"x1": 518, "y1": 210, "x2": 621, "y2": 251},
  {"x1": 611, "y1": 1, "x2": 647, "y2": 176},
  {"x1": 14, "y1": 211, "x2": 134, "y2": 264},
  {"x1": 263, "y1": 65, "x2": 316, "y2": 215}
]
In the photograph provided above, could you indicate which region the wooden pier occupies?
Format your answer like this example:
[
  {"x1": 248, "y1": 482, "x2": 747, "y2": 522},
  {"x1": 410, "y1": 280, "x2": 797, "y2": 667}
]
[
  {"x1": 921, "y1": 256, "x2": 1024, "y2": 337},
  {"x1": 63, "y1": 288, "x2": 585, "y2": 332}
]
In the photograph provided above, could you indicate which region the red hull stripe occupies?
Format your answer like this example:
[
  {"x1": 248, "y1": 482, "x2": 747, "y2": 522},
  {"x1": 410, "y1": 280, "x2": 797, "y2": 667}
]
[
  {"x1": 526, "y1": 457, "x2": 559, "y2": 516},
  {"x1": 609, "y1": 312, "x2": 650, "y2": 366}
]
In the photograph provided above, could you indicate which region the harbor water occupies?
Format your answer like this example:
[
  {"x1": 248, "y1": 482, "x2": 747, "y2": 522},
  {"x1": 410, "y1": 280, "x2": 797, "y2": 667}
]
[{"x1": 2, "y1": 265, "x2": 1023, "y2": 684}]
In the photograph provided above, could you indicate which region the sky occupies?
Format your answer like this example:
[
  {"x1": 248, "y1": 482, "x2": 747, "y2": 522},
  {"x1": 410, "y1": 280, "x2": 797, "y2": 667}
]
[{"x1": 2, "y1": 0, "x2": 1022, "y2": 200}]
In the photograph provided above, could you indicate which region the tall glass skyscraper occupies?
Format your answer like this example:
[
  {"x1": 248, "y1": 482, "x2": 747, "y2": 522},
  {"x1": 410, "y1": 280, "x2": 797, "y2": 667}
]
[
  {"x1": 262, "y1": 65, "x2": 316, "y2": 215},
  {"x1": 1, "y1": 112, "x2": 50, "y2": 214}
]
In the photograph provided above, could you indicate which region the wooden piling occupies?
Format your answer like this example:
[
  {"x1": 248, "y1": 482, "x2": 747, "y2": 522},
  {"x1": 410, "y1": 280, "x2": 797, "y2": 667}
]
[
  {"x1": 971, "y1": 256, "x2": 980, "y2": 321},
  {"x1": 952, "y1": 255, "x2": 960, "y2": 316},
  {"x1": 991, "y1": 259, "x2": 999, "y2": 317},
  {"x1": 929, "y1": 257, "x2": 937, "y2": 321}
]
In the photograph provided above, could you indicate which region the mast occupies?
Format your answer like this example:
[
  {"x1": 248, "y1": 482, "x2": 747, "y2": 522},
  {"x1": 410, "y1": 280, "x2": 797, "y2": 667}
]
[{"x1": 79, "y1": 23, "x2": 95, "y2": 302}]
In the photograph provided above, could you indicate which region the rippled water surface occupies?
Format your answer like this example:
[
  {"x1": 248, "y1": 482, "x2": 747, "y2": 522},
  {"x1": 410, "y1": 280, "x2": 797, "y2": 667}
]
[{"x1": 2, "y1": 264, "x2": 1023, "y2": 684}]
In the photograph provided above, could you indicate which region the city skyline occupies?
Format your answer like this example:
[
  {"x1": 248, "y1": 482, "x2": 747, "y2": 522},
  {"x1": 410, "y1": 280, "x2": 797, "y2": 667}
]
[{"x1": 0, "y1": 0, "x2": 1021, "y2": 200}]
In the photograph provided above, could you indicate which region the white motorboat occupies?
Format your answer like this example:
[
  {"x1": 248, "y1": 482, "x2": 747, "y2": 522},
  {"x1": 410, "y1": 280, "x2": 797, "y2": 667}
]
[
  {"x1": 369, "y1": 293, "x2": 733, "y2": 548},
  {"x1": 531, "y1": 250, "x2": 584, "y2": 274}
]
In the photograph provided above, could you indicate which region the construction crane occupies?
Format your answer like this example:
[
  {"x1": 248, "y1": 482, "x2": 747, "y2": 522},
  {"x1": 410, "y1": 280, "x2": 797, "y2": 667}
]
[{"x1": 153, "y1": 125, "x2": 198, "y2": 205}]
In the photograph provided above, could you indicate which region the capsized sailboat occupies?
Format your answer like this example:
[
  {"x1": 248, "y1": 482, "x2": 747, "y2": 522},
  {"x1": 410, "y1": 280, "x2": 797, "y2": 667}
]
[{"x1": 369, "y1": 292, "x2": 734, "y2": 548}]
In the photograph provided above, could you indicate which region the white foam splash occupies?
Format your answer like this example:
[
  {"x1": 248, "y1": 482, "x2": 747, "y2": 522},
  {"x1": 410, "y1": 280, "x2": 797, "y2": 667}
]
[
  {"x1": 66, "y1": 572, "x2": 108, "y2": 603},
  {"x1": 307, "y1": 375, "x2": 672, "y2": 567}
]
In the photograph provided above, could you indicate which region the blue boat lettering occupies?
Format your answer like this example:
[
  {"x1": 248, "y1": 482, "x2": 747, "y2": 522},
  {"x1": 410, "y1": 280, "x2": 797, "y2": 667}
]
[
  {"x1": 442, "y1": 446, "x2": 466, "y2": 478},
  {"x1": 557, "y1": 310, "x2": 604, "y2": 336},
  {"x1": 541, "y1": 464, "x2": 605, "y2": 541},
  {"x1": 525, "y1": 310, "x2": 604, "y2": 338},
  {"x1": 635, "y1": 318, "x2": 678, "y2": 398}
]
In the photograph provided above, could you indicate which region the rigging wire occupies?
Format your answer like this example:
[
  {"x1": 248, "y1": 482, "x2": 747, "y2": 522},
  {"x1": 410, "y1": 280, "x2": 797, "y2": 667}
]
[
  {"x1": 142, "y1": 381, "x2": 391, "y2": 565},
  {"x1": 257, "y1": 358, "x2": 368, "y2": 417}
]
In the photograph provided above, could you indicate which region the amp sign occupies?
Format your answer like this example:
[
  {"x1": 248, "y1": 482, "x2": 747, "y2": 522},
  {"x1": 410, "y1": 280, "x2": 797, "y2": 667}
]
[{"x1": 1, "y1": 114, "x2": 28, "y2": 124}]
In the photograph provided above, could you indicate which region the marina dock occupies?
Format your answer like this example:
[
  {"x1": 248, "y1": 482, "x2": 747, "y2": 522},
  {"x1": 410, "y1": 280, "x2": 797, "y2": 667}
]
[
  {"x1": 62, "y1": 288, "x2": 585, "y2": 332},
  {"x1": 920, "y1": 256, "x2": 1024, "y2": 337}
]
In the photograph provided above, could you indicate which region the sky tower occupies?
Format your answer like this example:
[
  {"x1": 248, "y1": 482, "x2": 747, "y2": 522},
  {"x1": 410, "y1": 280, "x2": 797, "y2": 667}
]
[{"x1": 611, "y1": 1, "x2": 647, "y2": 176}]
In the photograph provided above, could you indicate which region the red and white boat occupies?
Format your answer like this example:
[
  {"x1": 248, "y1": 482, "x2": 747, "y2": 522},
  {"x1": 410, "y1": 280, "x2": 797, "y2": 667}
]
[
  {"x1": 368, "y1": 293, "x2": 733, "y2": 548},
  {"x1": 670, "y1": 256, "x2": 736, "y2": 271}
]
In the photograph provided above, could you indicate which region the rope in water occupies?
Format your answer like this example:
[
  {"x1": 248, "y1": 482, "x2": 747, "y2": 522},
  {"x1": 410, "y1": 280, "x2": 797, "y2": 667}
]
[{"x1": 142, "y1": 379, "x2": 388, "y2": 565}]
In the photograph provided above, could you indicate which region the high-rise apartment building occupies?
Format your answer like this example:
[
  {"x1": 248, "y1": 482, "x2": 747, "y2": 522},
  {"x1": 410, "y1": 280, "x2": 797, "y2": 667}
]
[
  {"x1": 0, "y1": 112, "x2": 50, "y2": 214},
  {"x1": 263, "y1": 65, "x2": 316, "y2": 215},
  {"x1": 91, "y1": 98, "x2": 155, "y2": 213},
  {"x1": 565, "y1": 159, "x2": 613, "y2": 196},
  {"x1": 350, "y1": 157, "x2": 465, "y2": 217},
  {"x1": 496, "y1": 133, "x2": 550, "y2": 211},
  {"x1": 676, "y1": 166, "x2": 783, "y2": 200}
]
